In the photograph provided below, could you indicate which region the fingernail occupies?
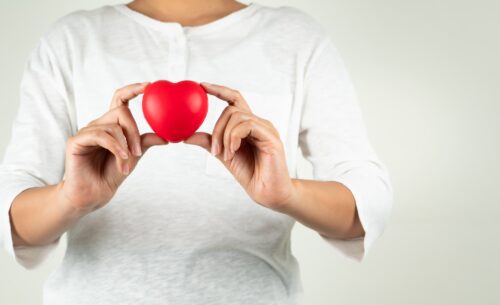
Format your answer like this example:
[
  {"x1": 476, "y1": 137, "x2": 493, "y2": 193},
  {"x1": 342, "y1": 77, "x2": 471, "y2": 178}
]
[
  {"x1": 123, "y1": 163, "x2": 130, "y2": 175},
  {"x1": 134, "y1": 143, "x2": 142, "y2": 157},
  {"x1": 201, "y1": 82, "x2": 211, "y2": 87},
  {"x1": 223, "y1": 149, "x2": 228, "y2": 161},
  {"x1": 211, "y1": 139, "x2": 219, "y2": 156},
  {"x1": 120, "y1": 150, "x2": 129, "y2": 160}
]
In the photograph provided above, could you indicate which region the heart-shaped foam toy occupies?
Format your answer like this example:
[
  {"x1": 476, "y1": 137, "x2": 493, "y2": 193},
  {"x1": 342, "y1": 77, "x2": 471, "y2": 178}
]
[{"x1": 142, "y1": 80, "x2": 208, "y2": 143}]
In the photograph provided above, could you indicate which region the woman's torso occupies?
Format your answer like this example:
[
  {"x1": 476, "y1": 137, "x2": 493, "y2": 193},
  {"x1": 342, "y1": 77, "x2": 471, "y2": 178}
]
[{"x1": 42, "y1": 3, "x2": 325, "y2": 304}]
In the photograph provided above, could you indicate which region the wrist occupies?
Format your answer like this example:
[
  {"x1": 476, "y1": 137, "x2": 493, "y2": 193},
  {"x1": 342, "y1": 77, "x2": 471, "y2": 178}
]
[
  {"x1": 54, "y1": 182, "x2": 91, "y2": 220},
  {"x1": 276, "y1": 178, "x2": 304, "y2": 215}
]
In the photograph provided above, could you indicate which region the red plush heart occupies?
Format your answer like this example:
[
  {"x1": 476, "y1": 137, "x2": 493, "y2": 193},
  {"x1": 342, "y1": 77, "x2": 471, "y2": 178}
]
[{"x1": 142, "y1": 80, "x2": 208, "y2": 143}]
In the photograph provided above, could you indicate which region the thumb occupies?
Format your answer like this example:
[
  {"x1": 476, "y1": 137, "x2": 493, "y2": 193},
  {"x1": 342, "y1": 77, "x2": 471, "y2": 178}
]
[
  {"x1": 141, "y1": 133, "x2": 168, "y2": 153},
  {"x1": 183, "y1": 132, "x2": 211, "y2": 152}
]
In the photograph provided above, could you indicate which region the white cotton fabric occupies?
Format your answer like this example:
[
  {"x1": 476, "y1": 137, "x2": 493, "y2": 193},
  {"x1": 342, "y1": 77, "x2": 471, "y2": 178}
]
[{"x1": 0, "y1": 2, "x2": 392, "y2": 304}]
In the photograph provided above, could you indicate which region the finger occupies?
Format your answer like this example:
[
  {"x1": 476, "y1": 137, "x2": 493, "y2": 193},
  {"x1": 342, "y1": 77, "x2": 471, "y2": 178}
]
[
  {"x1": 115, "y1": 107, "x2": 142, "y2": 157},
  {"x1": 210, "y1": 105, "x2": 239, "y2": 156},
  {"x1": 99, "y1": 125, "x2": 131, "y2": 173},
  {"x1": 92, "y1": 106, "x2": 142, "y2": 157},
  {"x1": 98, "y1": 124, "x2": 128, "y2": 154},
  {"x1": 110, "y1": 82, "x2": 150, "y2": 109},
  {"x1": 183, "y1": 132, "x2": 212, "y2": 152},
  {"x1": 200, "y1": 82, "x2": 251, "y2": 112},
  {"x1": 141, "y1": 133, "x2": 169, "y2": 152},
  {"x1": 74, "y1": 128, "x2": 130, "y2": 175},
  {"x1": 223, "y1": 111, "x2": 254, "y2": 161},
  {"x1": 229, "y1": 120, "x2": 277, "y2": 156}
]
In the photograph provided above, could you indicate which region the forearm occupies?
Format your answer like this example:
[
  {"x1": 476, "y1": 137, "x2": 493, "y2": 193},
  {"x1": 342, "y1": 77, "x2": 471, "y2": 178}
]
[
  {"x1": 9, "y1": 182, "x2": 83, "y2": 247},
  {"x1": 282, "y1": 178, "x2": 365, "y2": 240}
]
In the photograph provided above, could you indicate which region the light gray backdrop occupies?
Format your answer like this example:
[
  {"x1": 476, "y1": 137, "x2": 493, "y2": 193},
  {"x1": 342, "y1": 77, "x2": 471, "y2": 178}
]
[{"x1": 1, "y1": 0, "x2": 499, "y2": 304}]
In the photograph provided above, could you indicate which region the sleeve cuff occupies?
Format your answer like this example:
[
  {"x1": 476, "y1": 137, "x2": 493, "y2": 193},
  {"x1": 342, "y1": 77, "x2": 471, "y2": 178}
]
[
  {"x1": 0, "y1": 178, "x2": 60, "y2": 269},
  {"x1": 319, "y1": 166, "x2": 392, "y2": 261}
]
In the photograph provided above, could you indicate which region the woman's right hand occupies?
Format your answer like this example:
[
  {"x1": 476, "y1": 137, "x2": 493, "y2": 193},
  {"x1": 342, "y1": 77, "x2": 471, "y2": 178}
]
[{"x1": 59, "y1": 82, "x2": 167, "y2": 215}]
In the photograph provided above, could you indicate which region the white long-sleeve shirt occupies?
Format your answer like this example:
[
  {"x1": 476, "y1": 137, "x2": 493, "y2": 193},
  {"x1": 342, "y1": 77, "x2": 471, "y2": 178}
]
[{"x1": 0, "y1": 2, "x2": 392, "y2": 304}]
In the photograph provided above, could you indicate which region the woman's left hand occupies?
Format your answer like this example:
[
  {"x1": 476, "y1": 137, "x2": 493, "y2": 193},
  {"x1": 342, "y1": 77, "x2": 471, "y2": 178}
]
[{"x1": 185, "y1": 82, "x2": 297, "y2": 212}]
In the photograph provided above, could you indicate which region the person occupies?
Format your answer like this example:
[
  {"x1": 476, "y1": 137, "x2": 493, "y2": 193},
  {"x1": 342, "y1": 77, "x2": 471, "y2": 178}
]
[{"x1": 0, "y1": 0, "x2": 392, "y2": 304}]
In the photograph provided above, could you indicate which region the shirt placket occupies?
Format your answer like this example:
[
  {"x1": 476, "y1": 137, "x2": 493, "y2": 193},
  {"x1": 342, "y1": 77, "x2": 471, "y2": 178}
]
[{"x1": 167, "y1": 31, "x2": 187, "y2": 81}]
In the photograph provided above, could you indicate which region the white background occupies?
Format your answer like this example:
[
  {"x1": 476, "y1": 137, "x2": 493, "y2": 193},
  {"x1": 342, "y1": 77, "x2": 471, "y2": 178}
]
[{"x1": 1, "y1": 0, "x2": 499, "y2": 304}]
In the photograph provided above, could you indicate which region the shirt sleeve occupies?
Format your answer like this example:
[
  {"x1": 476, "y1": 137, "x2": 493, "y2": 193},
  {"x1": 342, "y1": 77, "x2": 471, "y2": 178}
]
[
  {"x1": 0, "y1": 37, "x2": 74, "y2": 269},
  {"x1": 298, "y1": 36, "x2": 393, "y2": 261}
]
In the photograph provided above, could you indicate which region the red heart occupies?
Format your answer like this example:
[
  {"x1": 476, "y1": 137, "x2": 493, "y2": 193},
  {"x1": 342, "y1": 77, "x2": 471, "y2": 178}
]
[{"x1": 142, "y1": 80, "x2": 208, "y2": 143}]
